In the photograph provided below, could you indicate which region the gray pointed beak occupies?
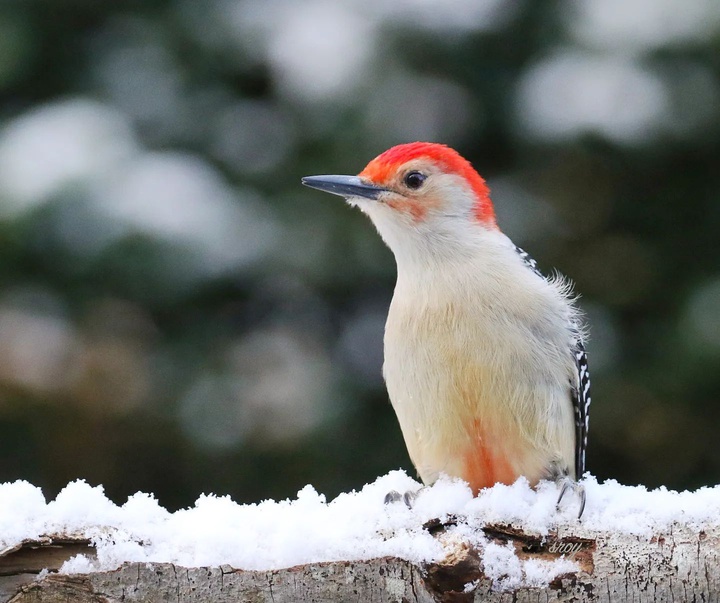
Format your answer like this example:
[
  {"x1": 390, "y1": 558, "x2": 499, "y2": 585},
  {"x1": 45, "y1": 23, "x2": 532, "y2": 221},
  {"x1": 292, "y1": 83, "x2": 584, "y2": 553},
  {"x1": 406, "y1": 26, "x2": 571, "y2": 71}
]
[{"x1": 301, "y1": 175, "x2": 387, "y2": 200}]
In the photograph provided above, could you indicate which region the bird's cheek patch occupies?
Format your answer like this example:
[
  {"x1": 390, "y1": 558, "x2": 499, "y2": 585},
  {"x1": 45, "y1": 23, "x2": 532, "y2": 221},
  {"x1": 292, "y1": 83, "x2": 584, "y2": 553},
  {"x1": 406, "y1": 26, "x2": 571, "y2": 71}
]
[{"x1": 386, "y1": 198, "x2": 427, "y2": 222}]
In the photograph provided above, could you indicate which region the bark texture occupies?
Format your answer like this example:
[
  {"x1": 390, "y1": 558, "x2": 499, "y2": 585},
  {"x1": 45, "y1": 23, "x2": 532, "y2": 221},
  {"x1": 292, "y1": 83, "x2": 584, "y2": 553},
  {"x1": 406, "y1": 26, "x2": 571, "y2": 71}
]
[{"x1": 1, "y1": 523, "x2": 718, "y2": 602}]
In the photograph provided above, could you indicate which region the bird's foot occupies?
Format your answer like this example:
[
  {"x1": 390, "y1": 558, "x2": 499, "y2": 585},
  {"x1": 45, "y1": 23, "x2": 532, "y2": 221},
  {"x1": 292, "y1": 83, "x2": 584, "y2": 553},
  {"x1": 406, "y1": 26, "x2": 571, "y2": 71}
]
[
  {"x1": 556, "y1": 478, "x2": 586, "y2": 519},
  {"x1": 384, "y1": 489, "x2": 420, "y2": 509}
]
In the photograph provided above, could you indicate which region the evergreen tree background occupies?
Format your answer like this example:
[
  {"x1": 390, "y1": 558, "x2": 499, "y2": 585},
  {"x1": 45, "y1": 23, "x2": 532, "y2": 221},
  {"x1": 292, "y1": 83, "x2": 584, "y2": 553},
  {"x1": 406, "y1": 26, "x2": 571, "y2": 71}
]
[{"x1": 0, "y1": 0, "x2": 718, "y2": 508}]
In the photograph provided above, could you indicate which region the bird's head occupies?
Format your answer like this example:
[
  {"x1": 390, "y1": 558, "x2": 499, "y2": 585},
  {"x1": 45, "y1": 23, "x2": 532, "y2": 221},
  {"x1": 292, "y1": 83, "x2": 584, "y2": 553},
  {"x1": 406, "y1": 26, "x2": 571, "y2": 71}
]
[{"x1": 302, "y1": 142, "x2": 497, "y2": 260}]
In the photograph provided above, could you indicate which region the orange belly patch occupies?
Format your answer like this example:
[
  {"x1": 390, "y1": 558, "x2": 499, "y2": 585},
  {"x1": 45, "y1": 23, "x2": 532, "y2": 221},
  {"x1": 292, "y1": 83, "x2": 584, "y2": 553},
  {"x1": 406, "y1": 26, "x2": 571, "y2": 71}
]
[{"x1": 462, "y1": 421, "x2": 519, "y2": 494}]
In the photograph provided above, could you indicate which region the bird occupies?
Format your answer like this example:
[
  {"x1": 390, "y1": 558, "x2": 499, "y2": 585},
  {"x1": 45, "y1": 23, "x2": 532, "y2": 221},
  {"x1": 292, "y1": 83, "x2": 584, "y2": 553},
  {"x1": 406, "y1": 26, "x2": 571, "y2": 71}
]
[{"x1": 302, "y1": 142, "x2": 590, "y2": 514}]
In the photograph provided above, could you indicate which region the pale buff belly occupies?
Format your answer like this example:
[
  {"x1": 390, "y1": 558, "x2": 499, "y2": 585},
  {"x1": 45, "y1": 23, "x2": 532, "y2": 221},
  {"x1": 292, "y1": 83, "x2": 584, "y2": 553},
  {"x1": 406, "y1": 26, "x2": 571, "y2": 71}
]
[
  {"x1": 385, "y1": 362, "x2": 553, "y2": 491},
  {"x1": 383, "y1": 307, "x2": 575, "y2": 492}
]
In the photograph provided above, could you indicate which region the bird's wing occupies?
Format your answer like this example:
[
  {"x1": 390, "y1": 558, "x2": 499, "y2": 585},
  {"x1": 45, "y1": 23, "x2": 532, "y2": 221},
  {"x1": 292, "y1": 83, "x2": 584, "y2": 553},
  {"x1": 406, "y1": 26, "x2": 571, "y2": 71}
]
[
  {"x1": 571, "y1": 341, "x2": 591, "y2": 477},
  {"x1": 514, "y1": 246, "x2": 543, "y2": 278},
  {"x1": 514, "y1": 246, "x2": 590, "y2": 478}
]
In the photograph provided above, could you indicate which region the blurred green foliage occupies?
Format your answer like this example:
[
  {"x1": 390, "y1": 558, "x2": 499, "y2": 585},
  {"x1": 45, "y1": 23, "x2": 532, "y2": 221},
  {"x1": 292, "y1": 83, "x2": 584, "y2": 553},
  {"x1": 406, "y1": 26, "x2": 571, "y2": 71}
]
[{"x1": 0, "y1": 0, "x2": 718, "y2": 509}]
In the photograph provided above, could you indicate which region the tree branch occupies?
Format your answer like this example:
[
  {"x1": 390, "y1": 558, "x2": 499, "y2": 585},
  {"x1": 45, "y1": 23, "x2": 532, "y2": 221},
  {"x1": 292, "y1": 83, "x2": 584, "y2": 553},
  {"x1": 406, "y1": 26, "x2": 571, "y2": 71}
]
[{"x1": 1, "y1": 521, "x2": 718, "y2": 602}]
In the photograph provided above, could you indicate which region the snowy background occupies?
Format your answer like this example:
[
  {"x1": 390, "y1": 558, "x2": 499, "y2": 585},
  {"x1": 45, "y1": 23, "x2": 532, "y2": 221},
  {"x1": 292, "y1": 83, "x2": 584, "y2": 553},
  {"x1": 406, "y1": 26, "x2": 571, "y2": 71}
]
[{"x1": 0, "y1": 0, "x2": 718, "y2": 510}]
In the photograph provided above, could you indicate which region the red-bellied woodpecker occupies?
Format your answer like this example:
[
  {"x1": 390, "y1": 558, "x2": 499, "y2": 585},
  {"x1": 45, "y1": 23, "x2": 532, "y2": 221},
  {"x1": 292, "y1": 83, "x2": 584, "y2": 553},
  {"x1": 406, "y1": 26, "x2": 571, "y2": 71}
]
[{"x1": 302, "y1": 142, "x2": 590, "y2": 514}]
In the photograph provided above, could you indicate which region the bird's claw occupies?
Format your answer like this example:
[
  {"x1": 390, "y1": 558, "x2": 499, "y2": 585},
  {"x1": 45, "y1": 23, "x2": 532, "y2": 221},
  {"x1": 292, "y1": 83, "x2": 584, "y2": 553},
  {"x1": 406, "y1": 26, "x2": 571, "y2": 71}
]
[
  {"x1": 384, "y1": 490, "x2": 403, "y2": 505},
  {"x1": 403, "y1": 490, "x2": 417, "y2": 508},
  {"x1": 556, "y1": 479, "x2": 586, "y2": 519},
  {"x1": 384, "y1": 489, "x2": 419, "y2": 509}
]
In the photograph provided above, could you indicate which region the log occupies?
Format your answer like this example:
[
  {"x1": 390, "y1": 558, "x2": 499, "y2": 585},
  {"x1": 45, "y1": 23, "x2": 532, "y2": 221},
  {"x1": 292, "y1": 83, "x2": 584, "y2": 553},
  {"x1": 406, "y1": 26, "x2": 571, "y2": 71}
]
[{"x1": 1, "y1": 521, "x2": 718, "y2": 602}]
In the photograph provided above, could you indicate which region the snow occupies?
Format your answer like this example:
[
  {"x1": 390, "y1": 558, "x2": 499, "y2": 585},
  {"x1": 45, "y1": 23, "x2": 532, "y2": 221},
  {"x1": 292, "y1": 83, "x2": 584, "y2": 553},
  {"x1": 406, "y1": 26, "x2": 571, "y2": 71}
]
[
  {"x1": 479, "y1": 540, "x2": 576, "y2": 591},
  {"x1": 2, "y1": 471, "x2": 720, "y2": 591}
]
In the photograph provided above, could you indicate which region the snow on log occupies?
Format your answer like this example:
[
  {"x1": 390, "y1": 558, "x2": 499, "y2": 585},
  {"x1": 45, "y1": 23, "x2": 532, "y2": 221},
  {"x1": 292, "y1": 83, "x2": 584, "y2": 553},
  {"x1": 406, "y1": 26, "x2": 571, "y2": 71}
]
[{"x1": 1, "y1": 471, "x2": 720, "y2": 601}]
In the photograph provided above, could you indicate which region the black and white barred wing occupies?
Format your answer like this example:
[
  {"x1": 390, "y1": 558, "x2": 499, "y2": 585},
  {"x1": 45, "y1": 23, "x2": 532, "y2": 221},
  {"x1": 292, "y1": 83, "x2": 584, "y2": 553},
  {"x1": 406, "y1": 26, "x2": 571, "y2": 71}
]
[
  {"x1": 515, "y1": 246, "x2": 542, "y2": 278},
  {"x1": 572, "y1": 341, "x2": 590, "y2": 477}
]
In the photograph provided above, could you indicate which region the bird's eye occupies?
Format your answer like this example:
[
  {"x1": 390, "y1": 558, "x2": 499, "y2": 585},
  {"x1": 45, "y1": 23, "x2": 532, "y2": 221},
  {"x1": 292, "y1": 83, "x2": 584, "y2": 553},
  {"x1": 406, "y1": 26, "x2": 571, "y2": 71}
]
[{"x1": 403, "y1": 171, "x2": 427, "y2": 190}]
